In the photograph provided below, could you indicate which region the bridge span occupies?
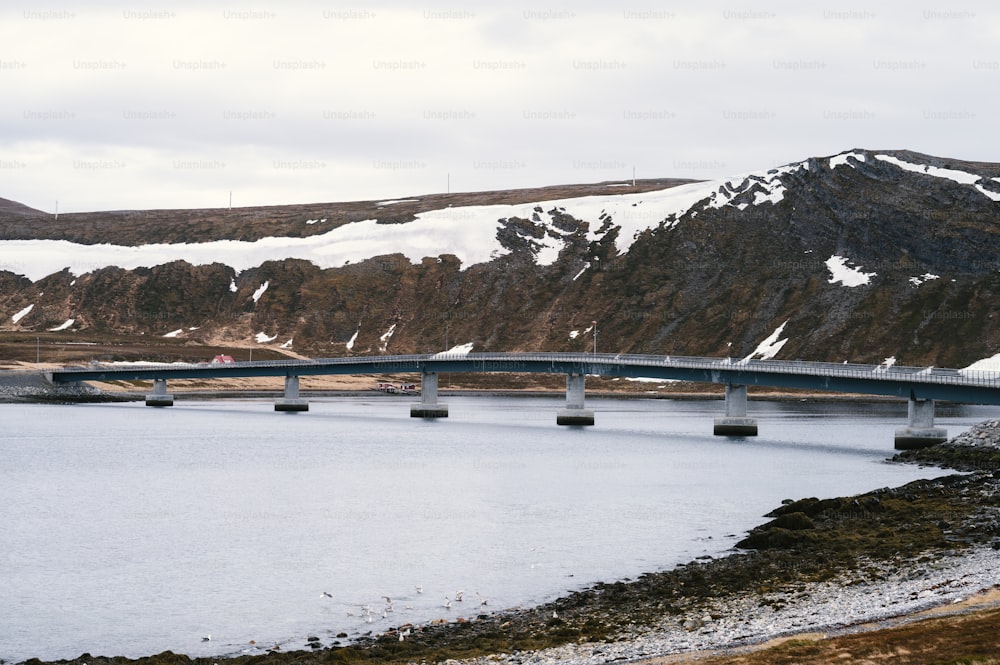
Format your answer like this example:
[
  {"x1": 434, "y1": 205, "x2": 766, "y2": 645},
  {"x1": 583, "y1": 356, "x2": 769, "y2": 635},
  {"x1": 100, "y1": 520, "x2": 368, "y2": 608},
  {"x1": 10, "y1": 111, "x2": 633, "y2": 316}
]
[{"x1": 48, "y1": 352, "x2": 1000, "y2": 449}]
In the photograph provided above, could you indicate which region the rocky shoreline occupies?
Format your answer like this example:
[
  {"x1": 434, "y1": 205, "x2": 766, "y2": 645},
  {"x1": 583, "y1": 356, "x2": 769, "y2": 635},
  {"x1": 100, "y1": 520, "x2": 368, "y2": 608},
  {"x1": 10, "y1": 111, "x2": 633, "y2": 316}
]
[
  {"x1": 0, "y1": 370, "x2": 113, "y2": 403},
  {"x1": 7, "y1": 402, "x2": 1000, "y2": 665}
]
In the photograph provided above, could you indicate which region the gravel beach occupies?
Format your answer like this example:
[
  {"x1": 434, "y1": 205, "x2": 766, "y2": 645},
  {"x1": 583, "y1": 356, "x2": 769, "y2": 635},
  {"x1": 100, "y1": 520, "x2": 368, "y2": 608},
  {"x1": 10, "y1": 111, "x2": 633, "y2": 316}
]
[{"x1": 451, "y1": 547, "x2": 1000, "y2": 665}]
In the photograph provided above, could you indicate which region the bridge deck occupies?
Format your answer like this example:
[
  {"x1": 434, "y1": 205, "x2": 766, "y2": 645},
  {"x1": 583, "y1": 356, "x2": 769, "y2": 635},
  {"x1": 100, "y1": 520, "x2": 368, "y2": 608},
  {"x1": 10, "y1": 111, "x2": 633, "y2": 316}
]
[{"x1": 47, "y1": 353, "x2": 1000, "y2": 405}]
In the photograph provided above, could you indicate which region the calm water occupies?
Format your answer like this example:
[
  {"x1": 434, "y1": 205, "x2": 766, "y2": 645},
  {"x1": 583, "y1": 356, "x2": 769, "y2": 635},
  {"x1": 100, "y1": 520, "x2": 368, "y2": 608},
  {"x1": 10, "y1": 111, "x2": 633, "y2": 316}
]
[{"x1": 1, "y1": 395, "x2": 995, "y2": 662}]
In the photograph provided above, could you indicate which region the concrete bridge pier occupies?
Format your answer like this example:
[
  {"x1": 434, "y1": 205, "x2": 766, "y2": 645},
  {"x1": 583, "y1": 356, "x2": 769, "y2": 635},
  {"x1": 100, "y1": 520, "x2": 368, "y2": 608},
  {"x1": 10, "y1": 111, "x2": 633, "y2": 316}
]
[
  {"x1": 713, "y1": 384, "x2": 758, "y2": 436},
  {"x1": 894, "y1": 398, "x2": 947, "y2": 449},
  {"x1": 411, "y1": 371, "x2": 448, "y2": 418},
  {"x1": 145, "y1": 378, "x2": 174, "y2": 407},
  {"x1": 557, "y1": 373, "x2": 594, "y2": 425},
  {"x1": 275, "y1": 375, "x2": 309, "y2": 412}
]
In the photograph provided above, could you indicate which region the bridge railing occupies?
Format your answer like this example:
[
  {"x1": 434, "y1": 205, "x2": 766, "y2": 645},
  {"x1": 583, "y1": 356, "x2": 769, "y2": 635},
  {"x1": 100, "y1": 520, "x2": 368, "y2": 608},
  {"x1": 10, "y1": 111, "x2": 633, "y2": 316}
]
[
  {"x1": 58, "y1": 352, "x2": 1000, "y2": 389},
  {"x1": 414, "y1": 352, "x2": 1000, "y2": 388}
]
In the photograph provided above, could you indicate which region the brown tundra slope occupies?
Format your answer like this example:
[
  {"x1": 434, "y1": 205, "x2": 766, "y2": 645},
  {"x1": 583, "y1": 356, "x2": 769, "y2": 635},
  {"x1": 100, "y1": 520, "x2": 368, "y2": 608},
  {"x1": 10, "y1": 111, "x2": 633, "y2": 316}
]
[{"x1": 1, "y1": 149, "x2": 998, "y2": 368}]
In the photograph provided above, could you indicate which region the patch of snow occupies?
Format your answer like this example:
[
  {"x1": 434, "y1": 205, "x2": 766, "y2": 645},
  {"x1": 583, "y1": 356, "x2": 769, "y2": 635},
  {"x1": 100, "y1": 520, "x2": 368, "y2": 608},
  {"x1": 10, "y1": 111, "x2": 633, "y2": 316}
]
[
  {"x1": 743, "y1": 320, "x2": 789, "y2": 361},
  {"x1": 70, "y1": 279, "x2": 76, "y2": 286},
  {"x1": 703, "y1": 161, "x2": 808, "y2": 212},
  {"x1": 281, "y1": 338, "x2": 293, "y2": 349},
  {"x1": 0, "y1": 187, "x2": 712, "y2": 279},
  {"x1": 229, "y1": 278, "x2": 238, "y2": 293},
  {"x1": 974, "y1": 185, "x2": 1000, "y2": 202},
  {"x1": 572, "y1": 262, "x2": 590, "y2": 281},
  {"x1": 255, "y1": 332, "x2": 277, "y2": 344},
  {"x1": 346, "y1": 329, "x2": 359, "y2": 351},
  {"x1": 874, "y1": 356, "x2": 897, "y2": 372},
  {"x1": 162, "y1": 328, "x2": 184, "y2": 338},
  {"x1": 0, "y1": 159, "x2": 813, "y2": 281},
  {"x1": 569, "y1": 330, "x2": 580, "y2": 339},
  {"x1": 49, "y1": 318, "x2": 74, "y2": 332},
  {"x1": 112, "y1": 360, "x2": 195, "y2": 367},
  {"x1": 377, "y1": 199, "x2": 419, "y2": 205},
  {"x1": 826, "y1": 255, "x2": 876, "y2": 287},
  {"x1": 12, "y1": 304, "x2": 33, "y2": 323},
  {"x1": 252, "y1": 280, "x2": 269, "y2": 303},
  {"x1": 830, "y1": 151, "x2": 867, "y2": 169},
  {"x1": 876, "y1": 154, "x2": 1000, "y2": 201},
  {"x1": 963, "y1": 353, "x2": 1000, "y2": 373},
  {"x1": 626, "y1": 376, "x2": 679, "y2": 384},
  {"x1": 909, "y1": 273, "x2": 940, "y2": 287},
  {"x1": 875, "y1": 154, "x2": 980, "y2": 185},
  {"x1": 379, "y1": 324, "x2": 396, "y2": 352},
  {"x1": 432, "y1": 342, "x2": 474, "y2": 357}
]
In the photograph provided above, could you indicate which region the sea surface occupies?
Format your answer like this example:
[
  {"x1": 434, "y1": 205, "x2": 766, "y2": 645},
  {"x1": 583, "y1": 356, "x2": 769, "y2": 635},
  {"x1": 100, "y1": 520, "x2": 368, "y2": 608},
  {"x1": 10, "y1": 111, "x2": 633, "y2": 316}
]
[{"x1": 2, "y1": 395, "x2": 996, "y2": 662}]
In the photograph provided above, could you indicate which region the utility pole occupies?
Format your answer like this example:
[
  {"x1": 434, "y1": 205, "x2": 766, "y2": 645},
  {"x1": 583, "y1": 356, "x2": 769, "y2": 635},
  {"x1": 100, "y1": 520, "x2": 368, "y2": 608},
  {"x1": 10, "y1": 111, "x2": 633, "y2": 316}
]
[
  {"x1": 36, "y1": 336, "x2": 40, "y2": 363},
  {"x1": 592, "y1": 320, "x2": 597, "y2": 354}
]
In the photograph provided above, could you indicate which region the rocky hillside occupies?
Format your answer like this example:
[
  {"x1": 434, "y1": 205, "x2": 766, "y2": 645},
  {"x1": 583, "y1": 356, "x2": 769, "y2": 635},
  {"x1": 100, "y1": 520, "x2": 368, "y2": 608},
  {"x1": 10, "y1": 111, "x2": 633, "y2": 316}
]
[{"x1": 1, "y1": 149, "x2": 998, "y2": 368}]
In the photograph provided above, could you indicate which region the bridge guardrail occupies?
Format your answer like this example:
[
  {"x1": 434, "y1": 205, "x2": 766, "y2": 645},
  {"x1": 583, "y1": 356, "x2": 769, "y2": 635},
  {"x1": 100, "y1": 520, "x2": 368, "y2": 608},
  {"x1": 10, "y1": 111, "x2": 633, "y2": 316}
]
[{"x1": 54, "y1": 352, "x2": 1000, "y2": 389}]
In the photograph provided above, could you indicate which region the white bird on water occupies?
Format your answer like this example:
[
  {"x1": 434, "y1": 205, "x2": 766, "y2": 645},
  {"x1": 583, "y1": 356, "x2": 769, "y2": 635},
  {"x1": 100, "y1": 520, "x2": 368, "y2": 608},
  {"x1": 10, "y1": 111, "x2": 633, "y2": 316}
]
[
  {"x1": 476, "y1": 592, "x2": 488, "y2": 606},
  {"x1": 201, "y1": 634, "x2": 211, "y2": 642},
  {"x1": 454, "y1": 590, "x2": 464, "y2": 602},
  {"x1": 443, "y1": 596, "x2": 452, "y2": 609}
]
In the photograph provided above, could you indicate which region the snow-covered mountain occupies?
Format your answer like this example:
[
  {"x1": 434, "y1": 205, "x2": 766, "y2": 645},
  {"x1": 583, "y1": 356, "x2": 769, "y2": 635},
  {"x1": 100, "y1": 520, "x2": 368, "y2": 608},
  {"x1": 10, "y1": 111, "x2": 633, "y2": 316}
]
[{"x1": 1, "y1": 149, "x2": 998, "y2": 369}]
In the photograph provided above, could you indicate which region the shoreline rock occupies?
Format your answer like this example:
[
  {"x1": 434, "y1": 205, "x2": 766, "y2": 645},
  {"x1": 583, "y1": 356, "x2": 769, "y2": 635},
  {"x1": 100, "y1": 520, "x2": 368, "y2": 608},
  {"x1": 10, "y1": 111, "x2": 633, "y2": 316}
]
[{"x1": 0, "y1": 370, "x2": 111, "y2": 403}]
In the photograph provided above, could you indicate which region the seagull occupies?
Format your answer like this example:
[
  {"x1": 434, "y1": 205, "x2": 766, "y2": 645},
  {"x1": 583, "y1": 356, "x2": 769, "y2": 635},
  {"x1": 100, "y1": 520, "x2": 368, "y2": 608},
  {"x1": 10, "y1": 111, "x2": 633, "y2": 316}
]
[
  {"x1": 476, "y1": 592, "x2": 488, "y2": 606},
  {"x1": 443, "y1": 596, "x2": 452, "y2": 609},
  {"x1": 454, "y1": 590, "x2": 464, "y2": 602},
  {"x1": 415, "y1": 585, "x2": 423, "y2": 594},
  {"x1": 201, "y1": 634, "x2": 211, "y2": 642},
  {"x1": 321, "y1": 591, "x2": 333, "y2": 598}
]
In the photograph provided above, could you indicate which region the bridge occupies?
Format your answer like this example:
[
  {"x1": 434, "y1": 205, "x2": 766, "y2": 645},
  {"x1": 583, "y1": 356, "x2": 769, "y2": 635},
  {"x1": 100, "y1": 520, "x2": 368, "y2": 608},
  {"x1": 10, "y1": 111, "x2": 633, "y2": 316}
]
[{"x1": 48, "y1": 352, "x2": 1000, "y2": 449}]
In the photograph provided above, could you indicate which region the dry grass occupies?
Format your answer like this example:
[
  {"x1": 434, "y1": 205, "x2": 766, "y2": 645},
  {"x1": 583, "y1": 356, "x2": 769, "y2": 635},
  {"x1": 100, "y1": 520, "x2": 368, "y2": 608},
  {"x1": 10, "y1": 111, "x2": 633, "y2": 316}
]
[{"x1": 644, "y1": 605, "x2": 1000, "y2": 665}]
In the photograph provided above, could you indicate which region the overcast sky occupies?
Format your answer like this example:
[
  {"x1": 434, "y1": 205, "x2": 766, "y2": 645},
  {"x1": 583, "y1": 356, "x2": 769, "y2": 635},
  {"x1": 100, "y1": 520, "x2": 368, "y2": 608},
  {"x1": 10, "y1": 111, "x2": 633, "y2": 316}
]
[{"x1": 1, "y1": 1, "x2": 997, "y2": 212}]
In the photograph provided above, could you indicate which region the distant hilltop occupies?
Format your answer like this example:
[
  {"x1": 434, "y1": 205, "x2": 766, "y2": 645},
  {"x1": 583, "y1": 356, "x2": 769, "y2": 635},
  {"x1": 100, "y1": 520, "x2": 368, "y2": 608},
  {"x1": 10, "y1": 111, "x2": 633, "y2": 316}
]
[{"x1": 1, "y1": 148, "x2": 998, "y2": 370}]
